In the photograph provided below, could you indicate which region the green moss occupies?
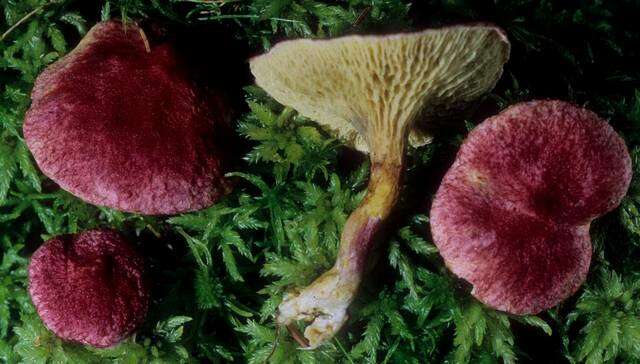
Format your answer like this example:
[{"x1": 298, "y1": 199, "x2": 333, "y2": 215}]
[{"x1": 1, "y1": 0, "x2": 639, "y2": 362}]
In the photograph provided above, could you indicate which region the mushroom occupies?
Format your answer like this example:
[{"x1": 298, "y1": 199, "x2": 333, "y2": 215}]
[
  {"x1": 430, "y1": 100, "x2": 632, "y2": 314},
  {"x1": 28, "y1": 229, "x2": 148, "y2": 348},
  {"x1": 250, "y1": 25, "x2": 510, "y2": 348},
  {"x1": 24, "y1": 21, "x2": 231, "y2": 215}
]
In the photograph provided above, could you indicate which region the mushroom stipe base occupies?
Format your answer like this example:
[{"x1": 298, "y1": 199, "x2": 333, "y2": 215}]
[{"x1": 277, "y1": 160, "x2": 402, "y2": 348}]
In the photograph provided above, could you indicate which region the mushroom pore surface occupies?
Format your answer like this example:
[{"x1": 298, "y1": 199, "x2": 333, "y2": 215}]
[
  {"x1": 24, "y1": 21, "x2": 230, "y2": 214},
  {"x1": 28, "y1": 229, "x2": 148, "y2": 348},
  {"x1": 430, "y1": 100, "x2": 632, "y2": 314}
]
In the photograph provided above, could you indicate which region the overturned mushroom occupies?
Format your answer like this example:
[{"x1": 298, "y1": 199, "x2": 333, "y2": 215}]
[
  {"x1": 250, "y1": 25, "x2": 510, "y2": 348},
  {"x1": 28, "y1": 229, "x2": 148, "y2": 348},
  {"x1": 24, "y1": 21, "x2": 231, "y2": 215},
  {"x1": 430, "y1": 100, "x2": 631, "y2": 314}
]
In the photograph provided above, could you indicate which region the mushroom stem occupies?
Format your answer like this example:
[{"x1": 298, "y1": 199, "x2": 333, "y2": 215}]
[
  {"x1": 335, "y1": 157, "x2": 403, "y2": 277},
  {"x1": 277, "y1": 143, "x2": 404, "y2": 348}
]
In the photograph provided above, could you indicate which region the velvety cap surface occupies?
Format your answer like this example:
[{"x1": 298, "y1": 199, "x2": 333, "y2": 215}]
[
  {"x1": 28, "y1": 229, "x2": 148, "y2": 348},
  {"x1": 430, "y1": 100, "x2": 631, "y2": 314},
  {"x1": 24, "y1": 21, "x2": 229, "y2": 214}
]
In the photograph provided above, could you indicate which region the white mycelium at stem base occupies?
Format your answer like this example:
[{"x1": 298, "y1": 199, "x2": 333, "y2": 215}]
[{"x1": 250, "y1": 25, "x2": 510, "y2": 348}]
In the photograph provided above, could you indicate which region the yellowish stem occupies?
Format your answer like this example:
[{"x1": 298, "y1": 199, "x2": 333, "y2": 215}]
[{"x1": 277, "y1": 145, "x2": 404, "y2": 348}]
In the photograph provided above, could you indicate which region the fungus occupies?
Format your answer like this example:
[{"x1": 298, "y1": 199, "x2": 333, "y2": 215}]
[
  {"x1": 430, "y1": 100, "x2": 632, "y2": 315},
  {"x1": 28, "y1": 229, "x2": 148, "y2": 348},
  {"x1": 24, "y1": 21, "x2": 231, "y2": 215},
  {"x1": 250, "y1": 25, "x2": 510, "y2": 347}
]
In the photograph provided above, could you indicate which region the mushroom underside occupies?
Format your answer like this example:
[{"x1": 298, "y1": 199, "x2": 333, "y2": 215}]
[{"x1": 250, "y1": 25, "x2": 511, "y2": 348}]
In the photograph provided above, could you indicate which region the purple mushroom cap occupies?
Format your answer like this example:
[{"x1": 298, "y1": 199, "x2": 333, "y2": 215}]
[
  {"x1": 24, "y1": 21, "x2": 231, "y2": 215},
  {"x1": 28, "y1": 229, "x2": 148, "y2": 348},
  {"x1": 430, "y1": 100, "x2": 631, "y2": 314}
]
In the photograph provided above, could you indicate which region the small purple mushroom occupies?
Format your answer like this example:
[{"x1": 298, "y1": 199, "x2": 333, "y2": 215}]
[
  {"x1": 28, "y1": 229, "x2": 148, "y2": 348},
  {"x1": 430, "y1": 100, "x2": 632, "y2": 314}
]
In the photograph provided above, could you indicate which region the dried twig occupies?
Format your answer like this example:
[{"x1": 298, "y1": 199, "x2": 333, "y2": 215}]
[
  {"x1": 286, "y1": 323, "x2": 310, "y2": 348},
  {"x1": 263, "y1": 323, "x2": 281, "y2": 364},
  {"x1": 1, "y1": 2, "x2": 51, "y2": 42},
  {"x1": 352, "y1": 6, "x2": 372, "y2": 28}
]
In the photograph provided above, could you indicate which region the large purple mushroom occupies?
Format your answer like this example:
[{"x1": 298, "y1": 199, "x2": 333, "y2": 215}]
[
  {"x1": 430, "y1": 100, "x2": 631, "y2": 314},
  {"x1": 24, "y1": 21, "x2": 231, "y2": 214},
  {"x1": 28, "y1": 229, "x2": 148, "y2": 348}
]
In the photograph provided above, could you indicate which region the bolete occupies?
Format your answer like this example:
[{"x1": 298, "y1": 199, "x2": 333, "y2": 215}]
[
  {"x1": 28, "y1": 229, "x2": 148, "y2": 348},
  {"x1": 430, "y1": 100, "x2": 631, "y2": 314},
  {"x1": 250, "y1": 25, "x2": 510, "y2": 347},
  {"x1": 24, "y1": 21, "x2": 231, "y2": 215}
]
